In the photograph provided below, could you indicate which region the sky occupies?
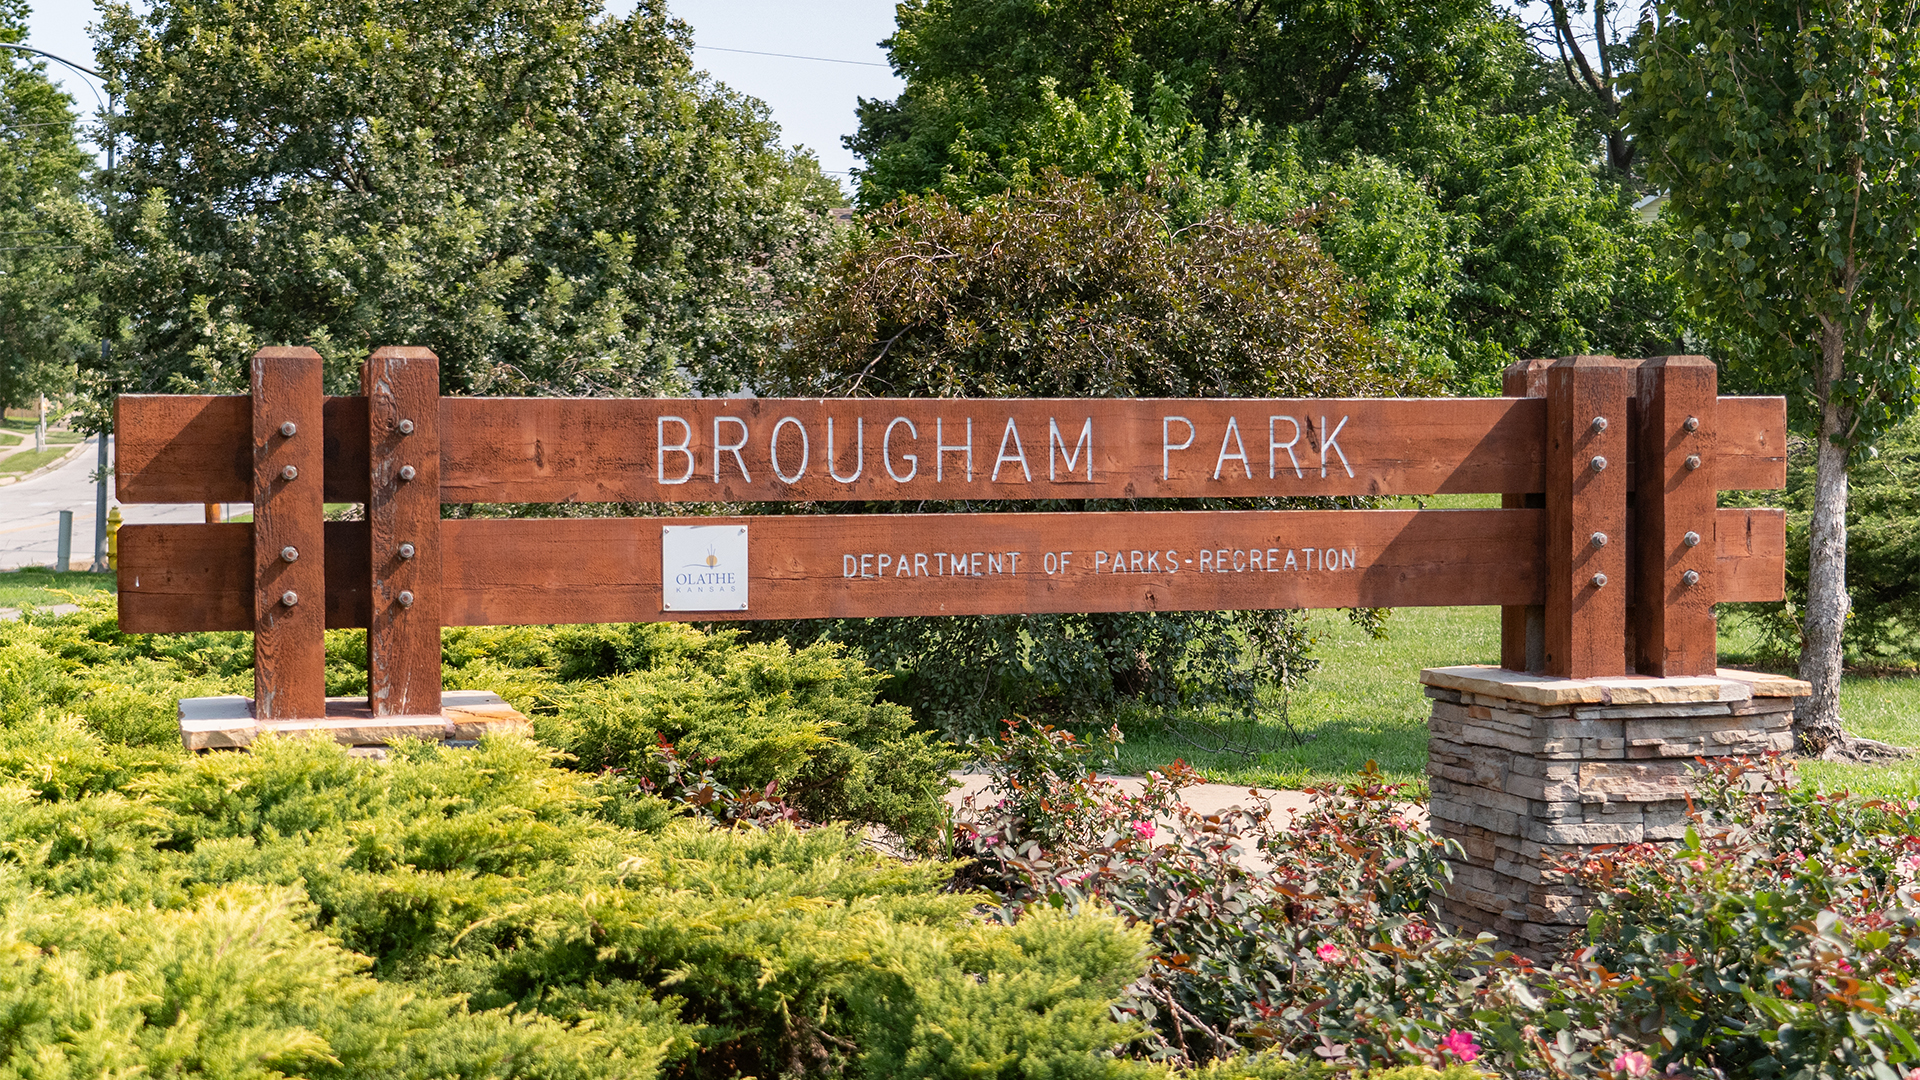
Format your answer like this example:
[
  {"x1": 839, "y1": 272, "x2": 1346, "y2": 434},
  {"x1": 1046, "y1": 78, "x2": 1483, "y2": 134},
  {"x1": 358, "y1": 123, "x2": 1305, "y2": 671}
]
[{"x1": 20, "y1": 0, "x2": 905, "y2": 182}]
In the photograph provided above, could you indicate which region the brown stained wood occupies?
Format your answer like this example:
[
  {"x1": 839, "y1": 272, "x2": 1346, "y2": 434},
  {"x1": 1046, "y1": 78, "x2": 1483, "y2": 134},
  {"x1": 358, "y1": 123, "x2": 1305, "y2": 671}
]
[
  {"x1": 1716, "y1": 397, "x2": 1789, "y2": 491},
  {"x1": 1544, "y1": 357, "x2": 1633, "y2": 678},
  {"x1": 116, "y1": 394, "x2": 249, "y2": 503},
  {"x1": 115, "y1": 391, "x2": 1790, "y2": 504},
  {"x1": 364, "y1": 348, "x2": 442, "y2": 716},
  {"x1": 120, "y1": 507, "x2": 1791, "y2": 633},
  {"x1": 1632, "y1": 357, "x2": 1719, "y2": 676},
  {"x1": 1716, "y1": 507, "x2": 1787, "y2": 602},
  {"x1": 116, "y1": 394, "x2": 370, "y2": 503},
  {"x1": 251, "y1": 348, "x2": 327, "y2": 720},
  {"x1": 436, "y1": 396, "x2": 1551, "y2": 501},
  {"x1": 117, "y1": 507, "x2": 1792, "y2": 632},
  {"x1": 120, "y1": 520, "x2": 370, "y2": 632},
  {"x1": 440, "y1": 509, "x2": 1548, "y2": 623},
  {"x1": 1501, "y1": 359, "x2": 1554, "y2": 671}
]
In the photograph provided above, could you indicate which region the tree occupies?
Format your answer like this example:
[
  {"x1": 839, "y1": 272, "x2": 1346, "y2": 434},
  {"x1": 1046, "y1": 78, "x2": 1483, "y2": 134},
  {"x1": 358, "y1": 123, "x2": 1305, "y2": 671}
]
[
  {"x1": 772, "y1": 174, "x2": 1418, "y2": 400},
  {"x1": 90, "y1": 0, "x2": 842, "y2": 399},
  {"x1": 765, "y1": 174, "x2": 1412, "y2": 736},
  {"x1": 0, "y1": 4, "x2": 92, "y2": 413},
  {"x1": 1625, "y1": 0, "x2": 1920, "y2": 751},
  {"x1": 846, "y1": 0, "x2": 1684, "y2": 395}
]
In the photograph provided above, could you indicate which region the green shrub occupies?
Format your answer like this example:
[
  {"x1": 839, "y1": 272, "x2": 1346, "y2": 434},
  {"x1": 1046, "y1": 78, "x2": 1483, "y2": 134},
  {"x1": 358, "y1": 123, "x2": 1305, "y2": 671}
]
[{"x1": 535, "y1": 631, "x2": 959, "y2": 846}]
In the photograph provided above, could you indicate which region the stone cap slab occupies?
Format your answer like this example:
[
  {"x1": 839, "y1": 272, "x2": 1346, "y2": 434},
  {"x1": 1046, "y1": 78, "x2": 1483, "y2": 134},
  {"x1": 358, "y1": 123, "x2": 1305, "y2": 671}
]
[
  {"x1": 1714, "y1": 668, "x2": 1813, "y2": 698},
  {"x1": 179, "y1": 690, "x2": 529, "y2": 751},
  {"x1": 1420, "y1": 665, "x2": 1778, "y2": 707}
]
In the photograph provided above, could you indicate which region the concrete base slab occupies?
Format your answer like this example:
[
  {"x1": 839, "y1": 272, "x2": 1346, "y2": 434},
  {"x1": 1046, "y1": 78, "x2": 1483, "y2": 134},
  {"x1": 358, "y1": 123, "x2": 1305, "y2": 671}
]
[{"x1": 179, "y1": 690, "x2": 529, "y2": 751}]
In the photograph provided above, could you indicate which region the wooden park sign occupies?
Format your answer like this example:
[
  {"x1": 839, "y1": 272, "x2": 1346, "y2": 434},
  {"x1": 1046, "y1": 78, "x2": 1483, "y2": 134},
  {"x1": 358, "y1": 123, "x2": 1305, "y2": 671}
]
[{"x1": 114, "y1": 347, "x2": 1787, "y2": 737}]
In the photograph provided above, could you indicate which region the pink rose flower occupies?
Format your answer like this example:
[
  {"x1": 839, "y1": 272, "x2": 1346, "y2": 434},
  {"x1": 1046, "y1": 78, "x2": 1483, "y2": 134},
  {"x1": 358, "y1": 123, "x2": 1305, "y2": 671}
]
[
  {"x1": 1686, "y1": 858, "x2": 1708, "y2": 872},
  {"x1": 1130, "y1": 820, "x2": 1155, "y2": 842},
  {"x1": 1612, "y1": 1050, "x2": 1652, "y2": 1077},
  {"x1": 1438, "y1": 1029, "x2": 1480, "y2": 1063},
  {"x1": 1314, "y1": 942, "x2": 1346, "y2": 963}
]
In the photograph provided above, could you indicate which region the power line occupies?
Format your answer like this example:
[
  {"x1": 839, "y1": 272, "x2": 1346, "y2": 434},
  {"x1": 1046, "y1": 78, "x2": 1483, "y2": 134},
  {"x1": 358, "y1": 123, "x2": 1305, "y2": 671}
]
[{"x1": 692, "y1": 44, "x2": 889, "y2": 68}]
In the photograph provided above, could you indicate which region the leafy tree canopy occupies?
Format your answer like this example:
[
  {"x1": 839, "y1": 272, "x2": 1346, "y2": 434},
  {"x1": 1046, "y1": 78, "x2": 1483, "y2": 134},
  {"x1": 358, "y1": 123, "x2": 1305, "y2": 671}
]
[
  {"x1": 0, "y1": 1, "x2": 93, "y2": 411},
  {"x1": 91, "y1": 0, "x2": 843, "y2": 399},
  {"x1": 1623, "y1": 0, "x2": 1920, "y2": 749},
  {"x1": 773, "y1": 172, "x2": 1421, "y2": 399},
  {"x1": 847, "y1": 0, "x2": 1683, "y2": 394}
]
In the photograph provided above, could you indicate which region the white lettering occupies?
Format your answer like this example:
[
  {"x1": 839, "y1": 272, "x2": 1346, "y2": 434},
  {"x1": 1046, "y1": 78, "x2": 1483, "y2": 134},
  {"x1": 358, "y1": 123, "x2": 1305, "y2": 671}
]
[
  {"x1": 970, "y1": 552, "x2": 983, "y2": 576},
  {"x1": 1048, "y1": 417, "x2": 1094, "y2": 481},
  {"x1": 770, "y1": 417, "x2": 809, "y2": 483},
  {"x1": 1214, "y1": 416, "x2": 1252, "y2": 480},
  {"x1": 828, "y1": 417, "x2": 865, "y2": 483},
  {"x1": 844, "y1": 554, "x2": 858, "y2": 578},
  {"x1": 915, "y1": 552, "x2": 928, "y2": 576},
  {"x1": 937, "y1": 418, "x2": 973, "y2": 482},
  {"x1": 1270, "y1": 415, "x2": 1303, "y2": 479},
  {"x1": 877, "y1": 553, "x2": 891, "y2": 575},
  {"x1": 1007, "y1": 551, "x2": 1021, "y2": 574},
  {"x1": 1162, "y1": 415, "x2": 1195, "y2": 480},
  {"x1": 1320, "y1": 415, "x2": 1352, "y2": 478},
  {"x1": 713, "y1": 416, "x2": 750, "y2": 482},
  {"x1": 992, "y1": 417, "x2": 1031, "y2": 482},
  {"x1": 988, "y1": 552, "x2": 1004, "y2": 574},
  {"x1": 883, "y1": 417, "x2": 919, "y2": 483},
  {"x1": 1165, "y1": 549, "x2": 1178, "y2": 572},
  {"x1": 1284, "y1": 550, "x2": 1298, "y2": 571},
  {"x1": 1342, "y1": 548, "x2": 1356, "y2": 569},
  {"x1": 1198, "y1": 549, "x2": 1212, "y2": 571},
  {"x1": 860, "y1": 553, "x2": 873, "y2": 578},
  {"x1": 657, "y1": 416, "x2": 694, "y2": 485},
  {"x1": 1095, "y1": 551, "x2": 1110, "y2": 572}
]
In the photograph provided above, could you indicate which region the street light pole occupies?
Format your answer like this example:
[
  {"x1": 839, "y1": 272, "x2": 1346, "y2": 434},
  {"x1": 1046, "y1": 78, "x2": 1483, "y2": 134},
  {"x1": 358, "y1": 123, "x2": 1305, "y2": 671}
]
[{"x1": 0, "y1": 43, "x2": 115, "y2": 571}]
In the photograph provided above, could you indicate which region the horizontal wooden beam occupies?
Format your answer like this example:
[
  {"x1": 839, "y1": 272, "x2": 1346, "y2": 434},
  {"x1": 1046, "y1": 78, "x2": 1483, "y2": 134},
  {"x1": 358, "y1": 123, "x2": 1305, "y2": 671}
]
[
  {"x1": 116, "y1": 394, "x2": 1790, "y2": 505},
  {"x1": 117, "y1": 506, "x2": 1785, "y2": 633}
]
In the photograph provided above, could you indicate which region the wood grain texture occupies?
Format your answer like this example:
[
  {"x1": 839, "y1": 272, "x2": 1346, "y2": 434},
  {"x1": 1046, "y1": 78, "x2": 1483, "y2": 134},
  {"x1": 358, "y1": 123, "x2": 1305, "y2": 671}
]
[
  {"x1": 114, "y1": 391, "x2": 1793, "y2": 504},
  {"x1": 250, "y1": 348, "x2": 326, "y2": 720},
  {"x1": 117, "y1": 395, "x2": 370, "y2": 503},
  {"x1": 1716, "y1": 507, "x2": 1787, "y2": 603},
  {"x1": 364, "y1": 348, "x2": 442, "y2": 716},
  {"x1": 1631, "y1": 357, "x2": 1719, "y2": 676},
  {"x1": 118, "y1": 508, "x2": 1790, "y2": 632},
  {"x1": 1501, "y1": 358, "x2": 1554, "y2": 671},
  {"x1": 1544, "y1": 357, "x2": 1633, "y2": 678},
  {"x1": 119, "y1": 520, "x2": 368, "y2": 632}
]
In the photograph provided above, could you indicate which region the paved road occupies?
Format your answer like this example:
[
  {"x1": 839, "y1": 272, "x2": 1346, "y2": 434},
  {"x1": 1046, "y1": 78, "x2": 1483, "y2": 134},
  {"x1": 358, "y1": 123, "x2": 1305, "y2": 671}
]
[{"x1": 0, "y1": 436, "x2": 241, "y2": 570}]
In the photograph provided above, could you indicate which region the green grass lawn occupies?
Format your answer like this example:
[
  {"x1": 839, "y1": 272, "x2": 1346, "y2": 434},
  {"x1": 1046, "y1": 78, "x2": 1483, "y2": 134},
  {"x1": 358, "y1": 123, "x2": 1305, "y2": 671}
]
[
  {"x1": 1107, "y1": 602, "x2": 1920, "y2": 798},
  {"x1": 0, "y1": 446, "x2": 77, "y2": 475},
  {"x1": 0, "y1": 568, "x2": 115, "y2": 609}
]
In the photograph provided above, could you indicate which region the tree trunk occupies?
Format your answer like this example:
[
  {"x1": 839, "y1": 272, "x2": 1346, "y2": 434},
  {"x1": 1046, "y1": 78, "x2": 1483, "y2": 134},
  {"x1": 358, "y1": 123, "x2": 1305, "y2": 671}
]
[{"x1": 1796, "y1": 323, "x2": 1852, "y2": 753}]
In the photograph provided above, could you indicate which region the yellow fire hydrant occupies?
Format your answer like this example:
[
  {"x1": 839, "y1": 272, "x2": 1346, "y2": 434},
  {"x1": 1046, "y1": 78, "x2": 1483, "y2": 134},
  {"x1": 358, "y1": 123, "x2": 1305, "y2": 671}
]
[{"x1": 106, "y1": 505, "x2": 122, "y2": 572}]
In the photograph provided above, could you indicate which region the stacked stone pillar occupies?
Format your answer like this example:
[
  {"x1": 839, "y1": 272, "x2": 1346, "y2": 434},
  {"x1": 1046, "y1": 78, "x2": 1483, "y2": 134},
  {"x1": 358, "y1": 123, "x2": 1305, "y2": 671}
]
[{"x1": 1423, "y1": 664, "x2": 1807, "y2": 952}]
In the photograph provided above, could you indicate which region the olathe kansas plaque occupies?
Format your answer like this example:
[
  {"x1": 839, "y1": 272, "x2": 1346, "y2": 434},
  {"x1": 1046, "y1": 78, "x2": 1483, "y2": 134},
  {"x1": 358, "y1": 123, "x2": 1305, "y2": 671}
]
[{"x1": 661, "y1": 524, "x2": 749, "y2": 611}]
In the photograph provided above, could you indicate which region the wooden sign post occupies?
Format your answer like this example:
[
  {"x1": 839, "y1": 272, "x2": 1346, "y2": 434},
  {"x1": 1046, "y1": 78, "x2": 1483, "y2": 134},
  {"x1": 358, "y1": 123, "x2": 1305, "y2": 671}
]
[
  {"x1": 116, "y1": 348, "x2": 1786, "y2": 746},
  {"x1": 118, "y1": 347, "x2": 1798, "y2": 950}
]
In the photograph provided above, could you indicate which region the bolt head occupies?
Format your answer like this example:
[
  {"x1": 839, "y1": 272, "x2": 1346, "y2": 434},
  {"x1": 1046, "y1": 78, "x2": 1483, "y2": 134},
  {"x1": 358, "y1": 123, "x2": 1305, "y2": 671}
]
[
  {"x1": 279, "y1": 421, "x2": 297, "y2": 437},
  {"x1": 1590, "y1": 455, "x2": 1608, "y2": 472},
  {"x1": 397, "y1": 590, "x2": 415, "y2": 608},
  {"x1": 280, "y1": 464, "x2": 298, "y2": 481},
  {"x1": 1685, "y1": 454, "x2": 1702, "y2": 471},
  {"x1": 397, "y1": 418, "x2": 415, "y2": 435},
  {"x1": 1590, "y1": 531, "x2": 1608, "y2": 548},
  {"x1": 280, "y1": 545, "x2": 299, "y2": 563},
  {"x1": 1684, "y1": 416, "x2": 1700, "y2": 432},
  {"x1": 1591, "y1": 573, "x2": 1608, "y2": 588},
  {"x1": 279, "y1": 590, "x2": 298, "y2": 607},
  {"x1": 398, "y1": 464, "x2": 416, "y2": 482},
  {"x1": 1682, "y1": 569, "x2": 1701, "y2": 587},
  {"x1": 398, "y1": 542, "x2": 415, "y2": 559},
  {"x1": 1589, "y1": 416, "x2": 1608, "y2": 433},
  {"x1": 1683, "y1": 531, "x2": 1701, "y2": 548}
]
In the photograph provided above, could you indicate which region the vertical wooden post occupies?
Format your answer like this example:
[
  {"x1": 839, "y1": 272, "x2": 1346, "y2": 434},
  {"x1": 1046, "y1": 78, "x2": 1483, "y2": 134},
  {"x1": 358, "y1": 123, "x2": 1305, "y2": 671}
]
[
  {"x1": 365, "y1": 347, "x2": 443, "y2": 716},
  {"x1": 251, "y1": 346, "x2": 327, "y2": 720},
  {"x1": 1632, "y1": 356, "x2": 1718, "y2": 676},
  {"x1": 1544, "y1": 356, "x2": 1633, "y2": 678},
  {"x1": 1501, "y1": 358, "x2": 1553, "y2": 671}
]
